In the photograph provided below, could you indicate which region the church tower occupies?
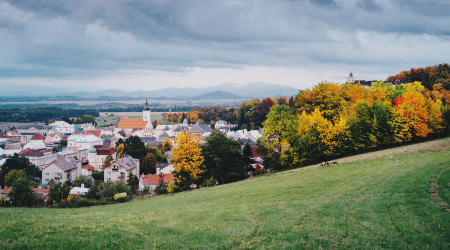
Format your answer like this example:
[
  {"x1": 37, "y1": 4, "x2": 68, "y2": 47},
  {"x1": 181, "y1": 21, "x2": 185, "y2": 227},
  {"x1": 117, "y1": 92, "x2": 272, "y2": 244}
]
[
  {"x1": 347, "y1": 71, "x2": 355, "y2": 83},
  {"x1": 143, "y1": 99, "x2": 152, "y2": 128}
]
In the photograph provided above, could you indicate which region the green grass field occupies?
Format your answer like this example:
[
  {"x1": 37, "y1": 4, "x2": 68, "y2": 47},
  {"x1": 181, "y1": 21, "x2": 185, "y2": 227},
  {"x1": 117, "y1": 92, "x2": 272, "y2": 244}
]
[{"x1": 1, "y1": 145, "x2": 449, "y2": 249}]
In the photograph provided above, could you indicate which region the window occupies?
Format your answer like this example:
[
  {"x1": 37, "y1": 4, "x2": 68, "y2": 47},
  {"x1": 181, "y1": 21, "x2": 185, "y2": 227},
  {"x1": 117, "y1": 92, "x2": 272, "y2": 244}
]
[
  {"x1": 45, "y1": 173, "x2": 49, "y2": 176},
  {"x1": 107, "y1": 172, "x2": 111, "y2": 175},
  {"x1": 45, "y1": 178, "x2": 49, "y2": 182},
  {"x1": 107, "y1": 178, "x2": 111, "y2": 182},
  {"x1": 120, "y1": 172, "x2": 125, "y2": 175}
]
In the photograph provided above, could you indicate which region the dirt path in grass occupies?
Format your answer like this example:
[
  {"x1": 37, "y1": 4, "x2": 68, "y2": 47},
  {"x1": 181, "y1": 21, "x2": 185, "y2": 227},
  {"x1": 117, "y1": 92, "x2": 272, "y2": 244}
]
[
  {"x1": 334, "y1": 137, "x2": 450, "y2": 164},
  {"x1": 430, "y1": 166, "x2": 450, "y2": 212}
]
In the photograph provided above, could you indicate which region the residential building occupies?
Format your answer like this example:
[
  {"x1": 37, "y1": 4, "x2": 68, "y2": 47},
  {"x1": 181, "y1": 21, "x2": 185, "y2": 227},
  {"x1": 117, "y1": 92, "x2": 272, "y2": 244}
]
[
  {"x1": 88, "y1": 146, "x2": 116, "y2": 171},
  {"x1": 104, "y1": 156, "x2": 140, "y2": 183},
  {"x1": 139, "y1": 173, "x2": 176, "y2": 191},
  {"x1": 67, "y1": 134, "x2": 103, "y2": 149},
  {"x1": 41, "y1": 159, "x2": 82, "y2": 186},
  {"x1": 19, "y1": 148, "x2": 57, "y2": 170}
]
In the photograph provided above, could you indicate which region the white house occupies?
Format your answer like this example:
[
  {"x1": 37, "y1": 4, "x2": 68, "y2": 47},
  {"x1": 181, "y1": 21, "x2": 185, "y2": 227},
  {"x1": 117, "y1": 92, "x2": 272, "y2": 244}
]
[
  {"x1": 42, "y1": 159, "x2": 82, "y2": 186},
  {"x1": 67, "y1": 134, "x2": 103, "y2": 149},
  {"x1": 87, "y1": 146, "x2": 116, "y2": 171},
  {"x1": 69, "y1": 184, "x2": 90, "y2": 196},
  {"x1": 19, "y1": 148, "x2": 57, "y2": 170},
  {"x1": 104, "y1": 156, "x2": 140, "y2": 183}
]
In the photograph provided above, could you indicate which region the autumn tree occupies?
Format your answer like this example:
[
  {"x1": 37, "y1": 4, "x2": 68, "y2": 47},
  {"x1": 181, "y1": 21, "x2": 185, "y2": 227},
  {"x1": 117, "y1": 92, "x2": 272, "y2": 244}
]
[
  {"x1": 171, "y1": 132, "x2": 204, "y2": 190},
  {"x1": 103, "y1": 154, "x2": 113, "y2": 169},
  {"x1": 253, "y1": 98, "x2": 274, "y2": 128},
  {"x1": 294, "y1": 82, "x2": 344, "y2": 121},
  {"x1": 394, "y1": 84, "x2": 433, "y2": 138},
  {"x1": 162, "y1": 139, "x2": 172, "y2": 152},
  {"x1": 116, "y1": 144, "x2": 124, "y2": 159},
  {"x1": 294, "y1": 108, "x2": 349, "y2": 164}
]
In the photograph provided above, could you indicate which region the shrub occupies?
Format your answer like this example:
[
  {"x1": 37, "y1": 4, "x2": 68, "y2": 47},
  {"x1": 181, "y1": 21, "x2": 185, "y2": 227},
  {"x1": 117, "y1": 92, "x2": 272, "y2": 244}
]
[{"x1": 167, "y1": 182, "x2": 179, "y2": 193}]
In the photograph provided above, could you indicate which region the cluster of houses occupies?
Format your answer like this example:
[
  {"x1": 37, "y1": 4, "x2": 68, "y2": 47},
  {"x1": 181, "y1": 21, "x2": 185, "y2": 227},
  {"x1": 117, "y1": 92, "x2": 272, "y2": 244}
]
[{"x1": 0, "y1": 100, "x2": 264, "y2": 199}]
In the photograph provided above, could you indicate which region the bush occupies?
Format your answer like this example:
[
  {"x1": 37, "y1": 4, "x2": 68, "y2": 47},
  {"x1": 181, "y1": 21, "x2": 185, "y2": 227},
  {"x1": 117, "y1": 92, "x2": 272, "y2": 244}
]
[
  {"x1": 199, "y1": 177, "x2": 217, "y2": 188},
  {"x1": 167, "y1": 182, "x2": 179, "y2": 193}
]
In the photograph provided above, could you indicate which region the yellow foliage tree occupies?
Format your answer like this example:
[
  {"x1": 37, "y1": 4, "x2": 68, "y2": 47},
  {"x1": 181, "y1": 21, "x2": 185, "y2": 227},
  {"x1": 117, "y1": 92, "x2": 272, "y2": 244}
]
[
  {"x1": 171, "y1": 132, "x2": 204, "y2": 190},
  {"x1": 162, "y1": 139, "x2": 173, "y2": 152},
  {"x1": 296, "y1": 108, "x2": 349, "y2": 162},
  {"x1": 116, "y1": 144, "x2": 124, "y2": 158}
]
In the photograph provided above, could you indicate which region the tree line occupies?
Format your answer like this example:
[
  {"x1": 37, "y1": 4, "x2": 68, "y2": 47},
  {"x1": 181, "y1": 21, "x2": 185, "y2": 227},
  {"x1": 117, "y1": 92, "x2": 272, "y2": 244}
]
[
  {"x1": 259, "y1": 81, "x2": 450, "y2": 170},
  {"x1": 387, "y1": 63, "x2": 450, "y2": 90},
  {"x1": 0, "y1": 107, "x2": 99, "y2": 123},
  {"x1": 162, "y1": 97, "x2": 293, "y2": 130}
]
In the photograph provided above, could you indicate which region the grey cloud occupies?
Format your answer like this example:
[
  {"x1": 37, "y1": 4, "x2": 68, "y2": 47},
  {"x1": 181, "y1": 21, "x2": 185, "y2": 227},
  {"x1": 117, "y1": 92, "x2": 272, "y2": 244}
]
[{"x1": 0, "y1": 0, "x2": 449, "y2": 79}]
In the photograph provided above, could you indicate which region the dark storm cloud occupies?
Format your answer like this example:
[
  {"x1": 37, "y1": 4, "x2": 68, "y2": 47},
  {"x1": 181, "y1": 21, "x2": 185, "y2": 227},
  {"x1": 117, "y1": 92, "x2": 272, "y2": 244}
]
[{"x1": 0, "y1": 0, "x2": 449, "y2": 78}]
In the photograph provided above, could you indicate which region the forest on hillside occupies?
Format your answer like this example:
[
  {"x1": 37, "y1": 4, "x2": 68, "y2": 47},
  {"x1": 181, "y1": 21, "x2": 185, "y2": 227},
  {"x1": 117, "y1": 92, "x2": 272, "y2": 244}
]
[
  {"x1": 387, "y1": 63, "x2": 449, "y2": 90},
  {"x1": 259, "y1": 81, "x2": 450, "y2": 170}
]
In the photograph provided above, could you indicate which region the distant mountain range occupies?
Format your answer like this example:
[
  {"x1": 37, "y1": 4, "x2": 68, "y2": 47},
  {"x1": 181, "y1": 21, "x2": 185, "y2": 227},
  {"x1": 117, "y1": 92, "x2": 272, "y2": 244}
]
[
  {"x1": 0, "y1": 82, "x2": 299, "y2": 99},
  {"x1": 51, "y1": 82, "x2": 299, "y2": 99}
]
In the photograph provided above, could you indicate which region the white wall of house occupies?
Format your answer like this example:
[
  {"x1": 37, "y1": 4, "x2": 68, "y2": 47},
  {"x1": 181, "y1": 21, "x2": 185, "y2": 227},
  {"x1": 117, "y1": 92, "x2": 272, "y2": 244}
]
[
  {"x1": 26, "y1": 153, "x2": 57, "y2": 170},
  {"x1": 42, "y1": 162, "x2": 81, "y2": 186},
  {"x1": 104, "y1": 162, "x2": 139, "y2": 183},
  {"x1": 88, "y1": 152, "x2": 116, "y2": 171}
]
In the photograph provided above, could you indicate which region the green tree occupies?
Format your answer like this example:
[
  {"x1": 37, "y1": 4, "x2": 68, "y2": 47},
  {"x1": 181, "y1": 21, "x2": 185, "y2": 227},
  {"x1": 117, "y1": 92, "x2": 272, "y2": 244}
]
[
  {"x1": 5, "y1": 169, "x2": 27, "y2": 187},
  {"x1": 141, "y1": 153, "x2": 157, "y2": 175},
  {"x1": 259, "y1": 105, "x2": 297, "y2": 170},
  {"x1": 123, "y1": 136, "x2": 148, "y2": 161},
  {"x1": 242, "y1": 143, "x2": 255, "y2": 167},
  {"x1": 0, "y1": 154, "x2": 41, "y2": 188},
  {"x1": 49, "y1": 182, "x2": 71, "y2": 204},
  {"x1": 73, "y1": 115, "x2": 97, "y2": 126},
  {"x1": 201, "y1": 130, "x2": 248, "y2": 184},
  {"x1": 91, "y1": 171, "x2": 104, "y2": 181},
  {"x1": 73, "y1": 175, "x2": 93, "y2": 188},
  {"x1": 127, "y1": 173, "x2": 139, "y2": 195},
  {"x1": 8, "y1": 179, "x2": 36, "y2": 207}
]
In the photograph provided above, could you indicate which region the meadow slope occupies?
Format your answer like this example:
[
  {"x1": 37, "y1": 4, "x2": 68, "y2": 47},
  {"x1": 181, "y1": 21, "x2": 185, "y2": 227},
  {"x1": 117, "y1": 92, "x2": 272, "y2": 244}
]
[{"x1": 1, "y1": 143, "x2": 449, "y2": 249}]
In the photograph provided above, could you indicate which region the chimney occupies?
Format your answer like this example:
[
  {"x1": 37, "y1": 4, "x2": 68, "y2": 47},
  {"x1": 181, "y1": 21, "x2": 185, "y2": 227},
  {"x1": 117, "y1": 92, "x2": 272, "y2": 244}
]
[{"x1": 81, "y1": 183, "x2": 85, "y2": 189}]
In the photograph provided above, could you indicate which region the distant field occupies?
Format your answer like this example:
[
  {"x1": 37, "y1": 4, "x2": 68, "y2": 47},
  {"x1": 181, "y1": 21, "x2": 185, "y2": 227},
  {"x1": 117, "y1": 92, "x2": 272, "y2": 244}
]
[{"x1": 1, "y1": 138, "x2": 449, "y2": 248}]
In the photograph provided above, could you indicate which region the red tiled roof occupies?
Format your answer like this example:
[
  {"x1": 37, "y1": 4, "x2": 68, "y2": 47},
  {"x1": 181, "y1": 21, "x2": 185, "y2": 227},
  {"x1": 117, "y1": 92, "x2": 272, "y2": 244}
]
[
  {"x1": 32, "y1": 188, "x2": 49, "y2": 194},
  {"x1": 251, "y1": 146, "x2": 263, "y2": 158},
  {"x1": 20, "y1": 148, "x2": 54, "y2": 157},
  {"x1": 30, "y1": 133, "x2": 45, "y2": 140},
  {"x1": 83, "y1": 164, "x2": 95, "y2": 171},
  {"x1": 19, "y1": 148, "x2": 32, "y2": 155},
  {"x1": 141, "y1": 174, "x2": 176, "y2": 186},
  {"x1": 117, "y1": 118, "x2": 148, "y2": 129},
  {"x1": 94, "y1": 146, "x2": 115, "y2": 155},
  {"x1": 85, "y1": 130, "x2": 101, "y2": 137}
]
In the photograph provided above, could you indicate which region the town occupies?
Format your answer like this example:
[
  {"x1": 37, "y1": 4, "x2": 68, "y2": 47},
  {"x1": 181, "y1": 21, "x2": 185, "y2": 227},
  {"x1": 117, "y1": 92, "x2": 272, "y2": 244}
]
[{"x1": 0, "y1": 99, "x2": 264, "y2": 205}]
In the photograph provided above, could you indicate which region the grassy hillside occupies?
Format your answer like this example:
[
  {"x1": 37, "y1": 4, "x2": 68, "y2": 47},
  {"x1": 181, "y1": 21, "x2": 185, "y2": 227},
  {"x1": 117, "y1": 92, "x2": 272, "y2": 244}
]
[{"x1": 1, "y1": 145, "x2": 450, "y2": 248}]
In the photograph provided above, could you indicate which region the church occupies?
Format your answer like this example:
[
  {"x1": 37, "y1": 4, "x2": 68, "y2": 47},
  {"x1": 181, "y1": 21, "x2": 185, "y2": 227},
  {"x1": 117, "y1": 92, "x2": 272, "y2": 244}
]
[{"x1": 117, "y1": 100, "x2": 152, "y2": 129}]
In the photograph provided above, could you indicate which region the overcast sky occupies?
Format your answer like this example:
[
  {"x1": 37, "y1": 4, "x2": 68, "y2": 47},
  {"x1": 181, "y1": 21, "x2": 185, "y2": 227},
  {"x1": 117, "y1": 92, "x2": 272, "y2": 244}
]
[{"x1": 0, "y1": 0, "x2": 449, "y2": 95}]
